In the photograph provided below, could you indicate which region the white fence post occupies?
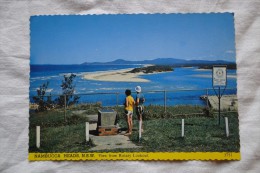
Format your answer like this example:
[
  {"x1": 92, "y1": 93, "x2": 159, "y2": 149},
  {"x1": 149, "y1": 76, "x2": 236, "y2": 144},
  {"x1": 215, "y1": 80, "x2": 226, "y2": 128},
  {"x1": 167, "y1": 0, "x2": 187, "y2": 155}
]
[
  {"x1": 139, "y1": 120, "x2": 142, "y2": 142},
  {"x1": 181, "y1": 119, "x2": 184, "y2": 137},
  {"x1": 36, "y1": 126, "x2": 40, "y2": 148},
  {"x1": 86, "y1": 122, "x2": 89, "y2": 142},
  {"x1": 225, "y1": 117, "x2": 229, "y2": 137}
]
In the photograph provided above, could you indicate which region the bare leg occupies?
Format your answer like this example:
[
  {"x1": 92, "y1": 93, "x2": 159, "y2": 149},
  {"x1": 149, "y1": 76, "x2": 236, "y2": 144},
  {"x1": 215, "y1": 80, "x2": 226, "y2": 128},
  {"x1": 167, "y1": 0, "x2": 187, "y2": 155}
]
[
  {"x1": 129, "y1": 114, "x2": 133, "y2": 134},
  {"x1": 126, "y1": 115, "x2": 130, "y2": 133},
  {"x1": 125, "y1": 115, "x2": 132, "y2": 136}
]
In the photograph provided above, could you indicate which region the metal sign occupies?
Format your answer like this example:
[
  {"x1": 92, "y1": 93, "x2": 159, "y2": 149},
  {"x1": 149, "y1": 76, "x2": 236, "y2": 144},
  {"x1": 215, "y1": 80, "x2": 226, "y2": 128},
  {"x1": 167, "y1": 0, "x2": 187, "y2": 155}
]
[{"x1": 213, "y1": 65, "x2": 227, "y2": 87}]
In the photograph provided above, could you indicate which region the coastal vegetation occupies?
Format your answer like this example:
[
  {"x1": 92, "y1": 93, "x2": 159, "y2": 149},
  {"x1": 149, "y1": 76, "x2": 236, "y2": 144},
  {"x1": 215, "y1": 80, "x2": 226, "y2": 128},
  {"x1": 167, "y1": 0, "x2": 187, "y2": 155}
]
[
  {"x1": 198, "y1": 64, "x2": 237, "y2": 70},
  {"x1": 126, "y1": 63, "x2": 236, "y2": 75},
  {"x1": 32, "y1": 82, "x2": 53, "y2": 112},
  {"x1": 128, "y1": 65, "x2": 173, "y2": 74},
  {"x1": 32, "y1": 73, "x2": 79, "y2": 112},
  {"x1": 56, "y1": 73, "x2": 80, "y2": 107}
]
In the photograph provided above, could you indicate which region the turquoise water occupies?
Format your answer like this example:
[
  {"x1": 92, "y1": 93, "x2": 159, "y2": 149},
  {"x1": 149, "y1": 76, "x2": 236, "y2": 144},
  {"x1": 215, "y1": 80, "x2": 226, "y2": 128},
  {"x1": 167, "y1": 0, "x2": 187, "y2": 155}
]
[{"x1": 30, "y1": 65, "x2": 237, "y2": 106}]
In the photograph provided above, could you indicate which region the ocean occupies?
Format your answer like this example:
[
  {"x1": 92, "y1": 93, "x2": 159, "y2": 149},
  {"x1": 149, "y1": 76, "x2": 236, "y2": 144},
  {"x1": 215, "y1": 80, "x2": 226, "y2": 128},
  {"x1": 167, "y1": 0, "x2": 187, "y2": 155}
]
[{"x1": 30, "y1": 65, "x2": 237, "y2": 106}]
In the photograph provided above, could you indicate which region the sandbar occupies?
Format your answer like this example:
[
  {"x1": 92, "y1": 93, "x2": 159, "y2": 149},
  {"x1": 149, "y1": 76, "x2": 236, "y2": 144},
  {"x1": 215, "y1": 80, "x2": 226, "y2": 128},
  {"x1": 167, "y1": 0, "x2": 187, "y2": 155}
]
[
  {"x1": 194, "y1": 68, "x2": 212, "y2": 71},
  {"x1": 83, "y1": 68, "x2": 150, "y2": 82}
]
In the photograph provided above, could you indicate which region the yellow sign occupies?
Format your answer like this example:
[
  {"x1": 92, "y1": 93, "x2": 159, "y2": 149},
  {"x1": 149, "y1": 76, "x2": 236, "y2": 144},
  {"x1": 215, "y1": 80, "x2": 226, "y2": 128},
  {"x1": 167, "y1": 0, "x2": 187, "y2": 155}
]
[{"x1": 29, "y1": 152, "x2": 240, "y2": 161}]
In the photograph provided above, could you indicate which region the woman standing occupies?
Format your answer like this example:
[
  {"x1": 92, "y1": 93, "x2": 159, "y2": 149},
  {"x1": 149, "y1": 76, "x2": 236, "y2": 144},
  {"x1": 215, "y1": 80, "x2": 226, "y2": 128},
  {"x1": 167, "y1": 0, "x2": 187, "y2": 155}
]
[{"x1": 124, "y1": 89, "x2": 135, "y2": 136}]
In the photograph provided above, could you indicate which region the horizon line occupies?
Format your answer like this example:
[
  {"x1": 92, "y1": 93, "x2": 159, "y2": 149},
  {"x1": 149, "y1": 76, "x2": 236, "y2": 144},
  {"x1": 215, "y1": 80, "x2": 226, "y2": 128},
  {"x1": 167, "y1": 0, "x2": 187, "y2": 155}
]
[{"x1": 30, "y1": 58, "x2": 236, "y2": 65}]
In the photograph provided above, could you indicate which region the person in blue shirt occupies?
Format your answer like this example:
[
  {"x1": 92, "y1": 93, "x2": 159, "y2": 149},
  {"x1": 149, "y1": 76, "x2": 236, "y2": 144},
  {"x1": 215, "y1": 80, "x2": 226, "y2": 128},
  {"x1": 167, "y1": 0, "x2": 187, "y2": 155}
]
[{"x1": 135, "y1": 86, "x2": 145, "y2": 132}]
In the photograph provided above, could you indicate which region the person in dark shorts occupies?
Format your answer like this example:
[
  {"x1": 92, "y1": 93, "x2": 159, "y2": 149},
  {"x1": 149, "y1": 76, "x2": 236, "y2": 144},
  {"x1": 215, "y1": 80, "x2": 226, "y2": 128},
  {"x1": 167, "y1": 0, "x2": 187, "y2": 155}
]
[{"x1": 135, "y1": 86, "x2": 145, "y2": 132}]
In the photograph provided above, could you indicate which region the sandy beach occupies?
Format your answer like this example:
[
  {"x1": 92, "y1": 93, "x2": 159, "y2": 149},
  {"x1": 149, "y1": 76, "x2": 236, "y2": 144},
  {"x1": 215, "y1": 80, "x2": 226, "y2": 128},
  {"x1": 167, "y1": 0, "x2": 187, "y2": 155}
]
[
  {"x1": 194, "y1": 68, "x2": 212, "y2": 71},
  {"x1": 83, "y1": 68, "x2": 150, "y2": 82}
]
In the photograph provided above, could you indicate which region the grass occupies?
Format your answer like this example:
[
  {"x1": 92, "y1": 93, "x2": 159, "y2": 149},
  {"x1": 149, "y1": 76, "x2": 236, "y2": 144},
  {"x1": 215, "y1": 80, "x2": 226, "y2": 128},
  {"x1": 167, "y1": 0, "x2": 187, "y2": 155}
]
[
  {"x1": 29, "y1": 123, "x2": 95, "y2": 152},
  {"x1": 129, "y1": 112, "x2": 240, "y2": 152},
  {"x1": 29, "y1": 104, "x2": 240, "y2": 153},
  {"x1": 111, "y1": 105, "x2": 209, "y2": 120}
]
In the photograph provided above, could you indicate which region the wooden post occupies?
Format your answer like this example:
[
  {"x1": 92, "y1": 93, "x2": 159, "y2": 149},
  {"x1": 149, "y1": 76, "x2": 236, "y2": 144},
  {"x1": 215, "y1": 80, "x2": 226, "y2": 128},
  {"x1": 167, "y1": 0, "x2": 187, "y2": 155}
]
[
  {"x1": 164, "y1": 90, "x2": 166, "y2": 112},
  {"x1": 86, "y1": 122, "x2": 89, "y2": 142},
  {"x1": 139, "y1": 120, "x2": 142, "y2": 142},
  {"x1": 36, "y1": 126, "x2": 40, "y2": 148},
  {"x1": 225, "y1": 117, "x2": 229, "y2": 137},
  {"x1": 181, "y1": 119, "x2": 184, "y2": 137}
]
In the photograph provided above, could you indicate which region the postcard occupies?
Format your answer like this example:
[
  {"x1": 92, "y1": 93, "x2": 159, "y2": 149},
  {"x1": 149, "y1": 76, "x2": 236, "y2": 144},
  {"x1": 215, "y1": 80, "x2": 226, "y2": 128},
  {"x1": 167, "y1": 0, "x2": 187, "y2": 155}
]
[{"x1": 29, "y1": 13, "x2": 240, "y2": 161}]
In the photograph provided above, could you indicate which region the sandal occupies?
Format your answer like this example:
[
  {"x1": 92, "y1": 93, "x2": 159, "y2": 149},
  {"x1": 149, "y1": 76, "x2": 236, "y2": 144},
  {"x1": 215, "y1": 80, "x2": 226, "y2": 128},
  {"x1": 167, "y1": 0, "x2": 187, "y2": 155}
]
[{"x1": 124, "y1": 132, "x2": 132, "y2": 136}]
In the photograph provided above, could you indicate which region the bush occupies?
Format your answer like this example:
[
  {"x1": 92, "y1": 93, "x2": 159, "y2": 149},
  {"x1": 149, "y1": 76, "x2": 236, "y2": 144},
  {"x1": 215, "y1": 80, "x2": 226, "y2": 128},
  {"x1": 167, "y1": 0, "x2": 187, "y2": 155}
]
[
  {"x1": 55, "y1": 74, "x2": 80, "y2": 107},
  {"x1": 32, "y1": 82, "x2": 54, "y2": 112}
]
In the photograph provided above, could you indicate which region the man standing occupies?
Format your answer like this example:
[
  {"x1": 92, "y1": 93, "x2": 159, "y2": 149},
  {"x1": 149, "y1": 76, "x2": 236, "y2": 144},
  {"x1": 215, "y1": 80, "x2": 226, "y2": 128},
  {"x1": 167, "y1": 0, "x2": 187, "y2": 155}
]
[{"x1": 135, "y1": 86, "x2": 145, "y2": 133}]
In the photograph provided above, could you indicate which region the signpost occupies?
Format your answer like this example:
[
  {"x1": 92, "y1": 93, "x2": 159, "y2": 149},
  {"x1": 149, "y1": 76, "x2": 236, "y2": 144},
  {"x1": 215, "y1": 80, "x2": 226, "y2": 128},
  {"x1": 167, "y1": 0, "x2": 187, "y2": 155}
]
[
  {"x1": 139, "y1": 121, "x2": 142, "y2": 142},
  {"x1": 212, "y1": 65, "x2": 227, "y2": 125}
]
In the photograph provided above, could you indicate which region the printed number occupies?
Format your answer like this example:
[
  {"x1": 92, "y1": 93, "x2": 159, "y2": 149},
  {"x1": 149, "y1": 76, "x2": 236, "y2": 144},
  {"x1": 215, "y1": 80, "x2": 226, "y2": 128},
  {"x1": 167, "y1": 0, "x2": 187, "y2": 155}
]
[{"x1": 224, "y1": 152, "x2": 232, "y2": 158}]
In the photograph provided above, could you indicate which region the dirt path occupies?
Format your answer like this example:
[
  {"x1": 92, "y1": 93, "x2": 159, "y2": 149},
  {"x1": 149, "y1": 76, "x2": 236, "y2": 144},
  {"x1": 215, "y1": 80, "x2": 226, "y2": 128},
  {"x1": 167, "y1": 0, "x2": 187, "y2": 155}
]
[
  {"x1": 82, "y1": 115, "x2": 141, "y2": 151},
  {"x1": 89, "y1": 133, "x2": 141, "y2": 151}
]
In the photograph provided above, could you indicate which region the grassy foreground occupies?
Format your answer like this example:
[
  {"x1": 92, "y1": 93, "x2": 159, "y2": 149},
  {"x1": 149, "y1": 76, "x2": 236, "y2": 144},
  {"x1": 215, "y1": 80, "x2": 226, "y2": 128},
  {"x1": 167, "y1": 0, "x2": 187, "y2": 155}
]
[
  {"x1": 29, "y1": 104, "x2": 240, "y2": 152},
  {"x1": 129, "y1": 112, "x2": 239, "y2": 152}
]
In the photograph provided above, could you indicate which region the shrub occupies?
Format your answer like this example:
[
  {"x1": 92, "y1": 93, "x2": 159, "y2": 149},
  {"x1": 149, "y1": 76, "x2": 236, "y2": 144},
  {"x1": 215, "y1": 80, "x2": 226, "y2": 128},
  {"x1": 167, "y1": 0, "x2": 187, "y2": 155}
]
[
  {"x1": 55, "y1": 74, "x2": 80, "y2": 107},
  {"x1": 32, "y1": 81, "x2": 54, "y2": 112}
]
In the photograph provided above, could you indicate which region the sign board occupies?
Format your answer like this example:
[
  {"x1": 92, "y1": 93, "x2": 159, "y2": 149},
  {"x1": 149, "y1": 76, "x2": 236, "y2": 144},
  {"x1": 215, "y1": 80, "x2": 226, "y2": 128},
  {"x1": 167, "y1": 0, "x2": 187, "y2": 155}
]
[{"x1": 213, "y1": 65, "x2": 227, "y2": 87}]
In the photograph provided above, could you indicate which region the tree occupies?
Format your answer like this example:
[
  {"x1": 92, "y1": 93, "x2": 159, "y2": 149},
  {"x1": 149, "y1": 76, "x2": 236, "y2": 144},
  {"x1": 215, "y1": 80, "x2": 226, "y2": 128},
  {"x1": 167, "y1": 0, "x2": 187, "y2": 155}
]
[
  {"x1": 56, "y1": 73, "x2": 80, "y2": 107},
  {"x1": 32, "y1": 81, "x2": 53, "y2": 112}
]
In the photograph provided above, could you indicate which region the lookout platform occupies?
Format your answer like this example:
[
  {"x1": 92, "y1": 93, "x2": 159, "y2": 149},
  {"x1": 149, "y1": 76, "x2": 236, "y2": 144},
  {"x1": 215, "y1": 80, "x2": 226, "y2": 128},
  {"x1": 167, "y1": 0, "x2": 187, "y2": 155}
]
[{"x1": 201, "y1": 95, "x2": 238, "y2": 111}]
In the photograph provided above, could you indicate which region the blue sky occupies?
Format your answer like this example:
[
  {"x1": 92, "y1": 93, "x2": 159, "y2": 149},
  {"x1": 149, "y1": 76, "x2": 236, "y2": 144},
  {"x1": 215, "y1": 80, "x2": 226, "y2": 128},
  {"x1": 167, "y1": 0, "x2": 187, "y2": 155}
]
[{"x1": 30, "y1": 13, "x2": 236, "y2": 64}]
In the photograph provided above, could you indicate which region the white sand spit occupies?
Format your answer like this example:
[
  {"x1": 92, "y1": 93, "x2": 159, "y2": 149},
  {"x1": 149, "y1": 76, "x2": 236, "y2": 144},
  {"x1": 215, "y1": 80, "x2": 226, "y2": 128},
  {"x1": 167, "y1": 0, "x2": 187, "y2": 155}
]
[{"x1": 83, "y1": 68, "x2": 150, "y2": 82}]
